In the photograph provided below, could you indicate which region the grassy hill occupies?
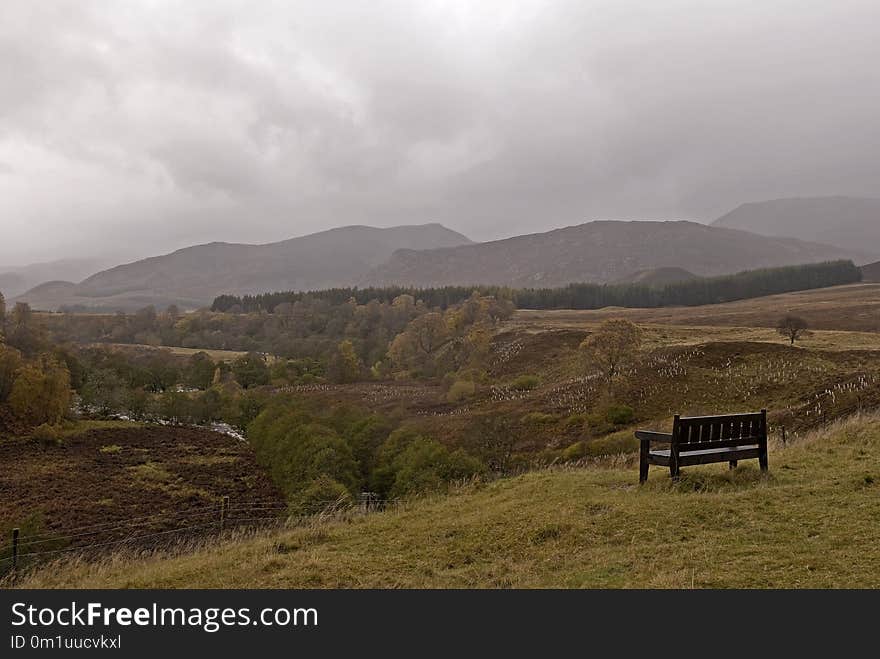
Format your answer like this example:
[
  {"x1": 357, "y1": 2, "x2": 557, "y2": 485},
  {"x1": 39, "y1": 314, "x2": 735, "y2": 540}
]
[
  {"x1": 513, "y1": 283, "x2": 880, "y2": 332},
  {"x1": 17, "y1": 413, "x2": 880, "y2": 589}
]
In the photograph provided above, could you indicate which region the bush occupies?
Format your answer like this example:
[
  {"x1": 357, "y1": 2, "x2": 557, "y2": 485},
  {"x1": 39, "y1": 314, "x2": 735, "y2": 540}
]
[
  {"x1": 562, "y1": 441, "x2": 586, "y2": 461},
  {"x1": 584, "y1": 431, "x2": 639, "y2": 457},
  {"x1": 521, "y1": 412, "x2": 556, "y2": 426},
  {"x1": 510, "y1": 375, "x2": 540, "y2": 391},
  {"x1": 372, "y1": 429, "x2": 484, "y2": 497},
  {"x1": 388, "y1": 437, "x2": 483, "y2": 498},
  {"x1": 295, "y1": 475, "x2": 353, "y2": 515},
  {"x1": 31, "y1": 423, "x2": 64, "y2": 447},
  {"x1": 605, "y1": 404, "x2": 635, "y2": 425},
  {"x1": 447, "y1": 379, "x2": 476, "y2": 403}
]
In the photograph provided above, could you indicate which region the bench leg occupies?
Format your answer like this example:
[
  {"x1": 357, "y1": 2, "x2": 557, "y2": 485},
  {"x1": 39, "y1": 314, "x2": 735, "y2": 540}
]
[
  {"x1": 759, "y1": 450, "x2": 768, "y2": 472},
  {"x1": 639, "y1": 441, "x2": 649, "y2": 484},
  {"x1": 729, "y1": 460, "x2": 738, "y2": 470},
  {"x1": 669, "y1": 462, "x2": 680, "y2": 481}
]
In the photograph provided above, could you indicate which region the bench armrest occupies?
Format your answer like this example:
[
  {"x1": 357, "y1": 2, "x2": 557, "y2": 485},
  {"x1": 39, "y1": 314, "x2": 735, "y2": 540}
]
[{"x1": 634, "y1": 430, "x2": 673, "y2": 443}]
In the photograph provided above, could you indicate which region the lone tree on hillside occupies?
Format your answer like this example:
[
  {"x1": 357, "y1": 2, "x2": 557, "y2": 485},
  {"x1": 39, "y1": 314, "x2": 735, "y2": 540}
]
[
  {"x1": 580, "y1": 318, "x2": 643, "y2": 381},
  {"x1": 777, "y1": 314, "x2": 810, "y2": 346}
]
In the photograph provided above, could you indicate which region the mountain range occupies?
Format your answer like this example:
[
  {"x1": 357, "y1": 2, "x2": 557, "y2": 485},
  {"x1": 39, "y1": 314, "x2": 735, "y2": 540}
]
[
  {"x1": 0, "y1": 258, "x2": 114, "y2": 299},
  {"x1": 9, "y1": 196, "x2": 879, "y2": 312},
  {"x1": 363, "y1": 220, "x2": 867, "y2": 288},
  {"x1": 712, "y1": 196, "x2": 880, "y2": 255},
  {"x1": 13, "y1": 224, "x2": 471, "y2": 312}
]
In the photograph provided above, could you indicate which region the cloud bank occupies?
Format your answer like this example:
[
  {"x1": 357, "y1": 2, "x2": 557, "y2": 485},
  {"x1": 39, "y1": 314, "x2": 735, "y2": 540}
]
[{"x1": 2, "y1": 0, "x2": 879, "y2": 264}]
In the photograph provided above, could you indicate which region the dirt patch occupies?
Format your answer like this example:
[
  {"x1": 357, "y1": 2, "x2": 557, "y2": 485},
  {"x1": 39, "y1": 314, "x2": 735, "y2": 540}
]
[{"x1": 0, "y1": 426, "x2": 284, "y2": 556}]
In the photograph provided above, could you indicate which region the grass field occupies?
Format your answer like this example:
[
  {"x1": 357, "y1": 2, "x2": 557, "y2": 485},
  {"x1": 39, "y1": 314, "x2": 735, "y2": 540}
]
[
  {"x1": 17, "y1": 413, "x2": 880, "y2": 589},
  {"x1": 512, "y1": 283, "x2": 880, "y2": 332},
  {"x1": 95, "y1": 343, "x2": 252, "y2": 362}
]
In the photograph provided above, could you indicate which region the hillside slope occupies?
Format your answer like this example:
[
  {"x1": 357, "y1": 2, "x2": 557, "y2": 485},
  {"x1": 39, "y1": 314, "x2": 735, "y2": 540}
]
[
  {"x1": 365, "y1": 220, "x2": 868, "y2": 288},
  {"x1": 0, "y1": 258, "x2": 113, "y2": 298},
  {"x1": 19, "y1": 414, "x2": 880, "y2": 589},
  {"x1": 17, "y1": 224, "x2": 472, "y2": 311},
  {"x1": 713, "y1": 196, "x2": 880, "y2": 258},
  {"x1": 861, "y1": 261, "x2": 880, "y2": 282},
  {"x1": 613, "y1": 266, "x2": 699, "y2": 286}
]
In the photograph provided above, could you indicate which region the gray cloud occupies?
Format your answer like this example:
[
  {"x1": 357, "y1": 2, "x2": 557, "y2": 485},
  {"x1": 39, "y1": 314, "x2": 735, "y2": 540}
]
[{"x1": 2, "y1": 0, "x2": 880, "y2": 265}]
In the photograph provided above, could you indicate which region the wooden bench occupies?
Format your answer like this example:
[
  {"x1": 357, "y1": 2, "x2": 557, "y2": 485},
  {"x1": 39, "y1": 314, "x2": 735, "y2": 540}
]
[{"x1": 636, "y1": 410, "x2": 768, "y2": 483}]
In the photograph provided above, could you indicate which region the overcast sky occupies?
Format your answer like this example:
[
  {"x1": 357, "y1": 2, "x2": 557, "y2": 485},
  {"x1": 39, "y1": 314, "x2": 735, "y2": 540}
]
[{"x1": 2, "y1": 0, "x2": 880, "y2": 266}]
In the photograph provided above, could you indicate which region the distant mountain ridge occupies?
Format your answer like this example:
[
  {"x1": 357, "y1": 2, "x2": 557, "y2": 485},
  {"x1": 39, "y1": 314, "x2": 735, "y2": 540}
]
[
  {"x1": 0, "y1": 258, "x2": 113, "y2": 298},
  {"x1": 363, "y1": 220, "x2": 868, "y2": 289},
  {"x1": 712, "y1": 196, "x2": 880, "y2": 258},
  {"x1": 16, "y1": 224, "x2": 473, "y2": 311},
  {"x1": 861, "y1": 261, "x2": 880, "y2": 282}
]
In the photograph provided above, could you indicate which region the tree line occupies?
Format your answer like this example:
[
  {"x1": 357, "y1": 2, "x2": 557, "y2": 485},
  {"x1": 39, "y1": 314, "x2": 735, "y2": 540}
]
[{"x1": 211, "y1": 260, "x2": 862, "y2": 313}]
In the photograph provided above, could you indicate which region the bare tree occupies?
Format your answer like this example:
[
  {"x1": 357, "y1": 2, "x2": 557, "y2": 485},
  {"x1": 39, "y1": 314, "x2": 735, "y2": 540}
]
[{"x1": 777, "y1": 314, "x2": 810, "y2": 346}]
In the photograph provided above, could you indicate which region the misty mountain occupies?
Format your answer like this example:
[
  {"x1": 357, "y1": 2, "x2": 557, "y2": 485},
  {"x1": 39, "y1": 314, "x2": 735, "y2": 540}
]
[
  {"x1": 16, "y1": 224, "x2": 472, "y2": 311},
  {"x1": 712, "y1": 197, "x2": 880, "y2": 258},
  {"x1": 364, "y1": 221, "x2": 869, "y2": 288},
  {"x1": 861, "y1": 261, "x2": 880, "y2": 282},
  {"x1": 0, "y1": 258, "x2": 113, "y2": 298}
]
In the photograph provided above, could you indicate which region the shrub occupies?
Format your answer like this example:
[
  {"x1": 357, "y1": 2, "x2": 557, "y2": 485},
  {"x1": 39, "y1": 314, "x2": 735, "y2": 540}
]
[
  {"x1": 510, "y1": 374, "x2": 540, "y2": 391},
  {"x1": 521, "y1": 412, "x2": 556, "y2": 426},
  {"x1": 584, "y1": 431, "x2": 639, "y2": 457},
  {"x1": 295, "y1": 475, "x2": 353, "y2": 515},
  {"x1": 562, "y1": 441, "x2": 586, "y2": 461},
  {"x1": 388, "y1": 437, "x2": 483, "y2": 498},
  {"x1": 605, "y1": 404, "x2": 635, "y2": 425},
  {"x1": 447, "y1": 379, "x2": 476, "y2": 403},
  {"x1": 31, "y1": 423, "x2": 64, "y2": 447},
  {"x1": 372, "y1": 429, "x2": 484, "y2": 497}
]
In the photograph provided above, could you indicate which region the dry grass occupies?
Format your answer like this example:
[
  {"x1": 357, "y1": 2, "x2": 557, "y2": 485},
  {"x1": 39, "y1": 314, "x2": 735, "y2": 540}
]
[
  {"x1": 17, "y1": 413, "x2": 880, "y2": 589},
  {"x1": 512, "y1": 283, "x2": 880, "y2": 333},
  {"x1": 95, "y1": 343, "x2": 252, "y2": 362}
]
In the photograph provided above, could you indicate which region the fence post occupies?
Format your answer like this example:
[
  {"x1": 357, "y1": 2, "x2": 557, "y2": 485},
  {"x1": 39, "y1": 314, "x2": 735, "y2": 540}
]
[
  {"x1": 219, "y1": 496, "x2": 229, "y2": 536},
  {"x1": 12, "y1": 528, "x2": 19, "y2": 573},
  {"x1": 781, "y1": 426, "x2": 786, "y2": 447}
]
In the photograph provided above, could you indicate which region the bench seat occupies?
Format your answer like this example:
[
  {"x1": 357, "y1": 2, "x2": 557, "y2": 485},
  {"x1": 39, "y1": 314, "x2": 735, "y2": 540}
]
[
  {"x1": 637, "y1": 411, "x2": 768, "y2": 481},
  {"x1": 649, "y1": 444, "x2": 760, "y2": 466}
]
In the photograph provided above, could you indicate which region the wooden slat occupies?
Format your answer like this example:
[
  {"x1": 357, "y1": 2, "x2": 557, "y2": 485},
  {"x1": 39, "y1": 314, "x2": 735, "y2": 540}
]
[
  {"x1": 678, "y1": 412, "x2": 764, "y2": 423},
  {"x1": 676, "y1": 438, "x2": 762, "y2": 451},
  {"x1": 679, "y1": 448, "x2": 762, "y2": 466}
]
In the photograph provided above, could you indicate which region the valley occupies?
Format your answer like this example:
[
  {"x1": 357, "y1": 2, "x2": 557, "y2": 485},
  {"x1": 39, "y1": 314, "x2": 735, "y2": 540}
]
[{"x1": 5, "y1": 280, "x2": 880, "y2": 587}]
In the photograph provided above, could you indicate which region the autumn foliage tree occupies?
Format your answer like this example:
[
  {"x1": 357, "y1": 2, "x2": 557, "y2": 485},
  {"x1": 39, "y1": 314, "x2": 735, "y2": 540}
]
[
  {"x1": 580, "y1": 319, "x2": 643, "y2": 381},
  {"x1": 6, "y1": 356, "x2": 71, "y2": 428},
  {"x1": 327, "y1": 340, "x2": 363, "y2": 383}
]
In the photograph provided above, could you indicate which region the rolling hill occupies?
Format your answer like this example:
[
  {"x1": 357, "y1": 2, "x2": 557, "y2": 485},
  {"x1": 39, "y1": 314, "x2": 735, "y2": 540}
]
[
  {"x1": 18, "y1": 415, "x2": 880, "y2": 588},
  {"x1": 0, "y1": 258, "x2": 113, "y2": 299},
  {"x1": 364, "y1": 220, "x2": 868, "y2": 288},
  {"x1": 712, "y1": 196, "x2": 880, "y2": 258},
  {"x1": 16, "y1": 224, "x2": 473, "y2": 311}
]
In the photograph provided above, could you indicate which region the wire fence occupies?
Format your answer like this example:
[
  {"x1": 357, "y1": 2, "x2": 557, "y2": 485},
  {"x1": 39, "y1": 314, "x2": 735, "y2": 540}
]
[{"x1": 0, "y1": 495, "x2": 403, "y2": 582}]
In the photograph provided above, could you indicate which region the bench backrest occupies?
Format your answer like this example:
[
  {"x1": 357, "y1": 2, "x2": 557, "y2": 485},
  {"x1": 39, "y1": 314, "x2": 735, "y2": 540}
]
[{"x1": 672, "y1": 410, "x2": 767, "y2": 451}]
